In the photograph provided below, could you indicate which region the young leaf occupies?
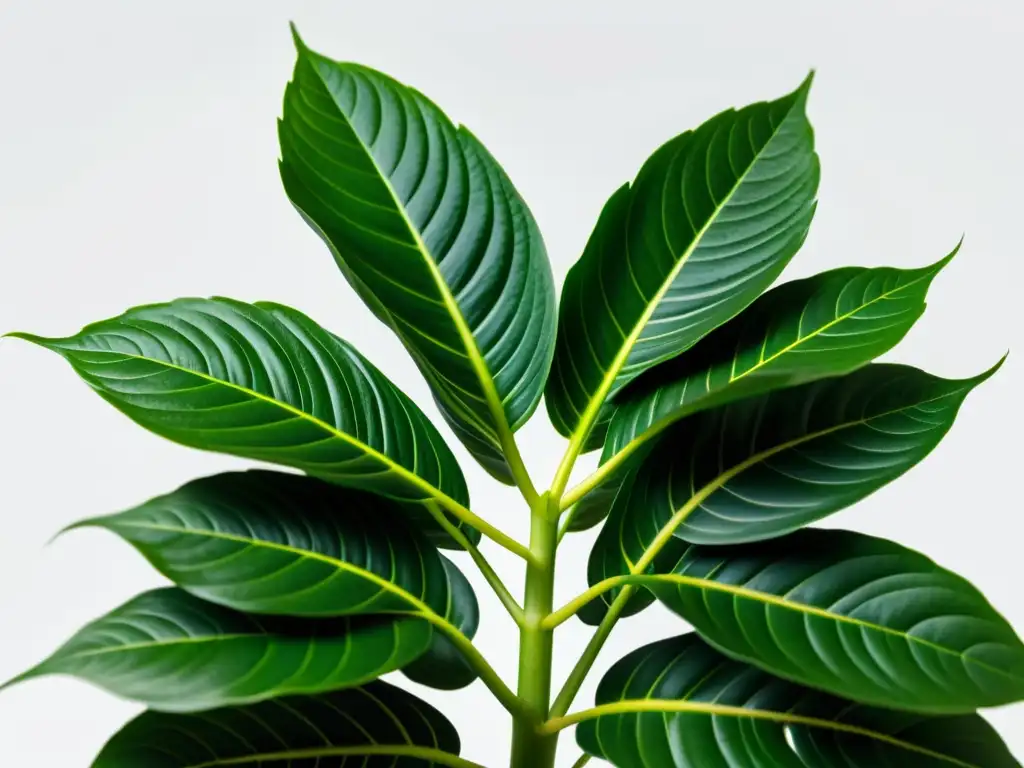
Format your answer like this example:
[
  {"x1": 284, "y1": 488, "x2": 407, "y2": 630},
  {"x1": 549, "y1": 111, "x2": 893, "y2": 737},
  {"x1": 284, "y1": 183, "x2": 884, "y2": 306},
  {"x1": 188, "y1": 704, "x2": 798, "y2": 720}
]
[
  {"x1": 580, "y1": 362, "x2": 999, "y2": 623},
  {"x1": 571, "y1": 634, "x2": 1019, "y2": 768},
  {"x1": 545, "y1": 75, "x2": 819, "y2": 448},
  {"x1": 71, "y1": 470, "x2": 480, "y2": 690},
  {"x1": 6, "y1": 588, "x2": 432, "y2": 712},
  {"x1": 602, "y1": 250, "x2": 958, "y2": 481},
  {"x1": 279, "y1": 27, "x2": 556, "y2": 484},
  {"x1": 647, "y1": 529, "x2": 1024, "y2": 713},
  {"x1": 92, "y1": 682, "x2": 473, "y2": 767},
  {"x1": 11, "y1": 298, "x2": 475, "y2": 546}
]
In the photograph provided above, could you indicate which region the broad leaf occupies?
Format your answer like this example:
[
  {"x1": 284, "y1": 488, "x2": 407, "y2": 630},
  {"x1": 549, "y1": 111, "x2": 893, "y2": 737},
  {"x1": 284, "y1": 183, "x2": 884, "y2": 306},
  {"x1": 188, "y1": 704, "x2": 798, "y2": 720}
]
[
  {"x1": 647, "y1": 529, "x2": 1024, "y2": 713},
  {"x1": 12, "y1": 298, "x2": 474, "y2": 547},
  {"x1": 546, "y1": 75, "x2": 819, "y2": 447},
  {"x1": 71, "y1": 470, "x2": 480, "y2": 690},
  {"x1": 581, "y1": 363, "x2": 999, "y2": 623},
  {"x1": 6, "y1": 588, "x2": 432, "y2": 712},
  {"x1": 603, "y1": 250, "x2": 957, "y2": 478},
  {"x1": 93, "y1": 682, "x2": 468, "y2": 767},
  {"x1": 575, "y1": 634, "x2": 1019, "y2": 768},
  {"x1": 279, "y1": 28, "x2": 556, "y2": 482}
]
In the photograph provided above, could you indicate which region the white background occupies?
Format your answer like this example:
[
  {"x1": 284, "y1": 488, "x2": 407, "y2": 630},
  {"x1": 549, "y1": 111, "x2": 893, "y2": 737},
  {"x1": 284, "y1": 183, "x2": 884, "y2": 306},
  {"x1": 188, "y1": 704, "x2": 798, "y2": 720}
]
[{"x1": 0, "y1": 1, "x2": 1021, "y2": 765}]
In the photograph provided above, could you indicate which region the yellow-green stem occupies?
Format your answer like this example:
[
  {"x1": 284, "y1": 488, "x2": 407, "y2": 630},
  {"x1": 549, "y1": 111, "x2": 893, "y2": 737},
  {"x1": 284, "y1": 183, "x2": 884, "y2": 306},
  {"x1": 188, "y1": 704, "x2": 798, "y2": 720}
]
[{"x1": 509, "y1": 492, "x2": 560, "y2": 768}]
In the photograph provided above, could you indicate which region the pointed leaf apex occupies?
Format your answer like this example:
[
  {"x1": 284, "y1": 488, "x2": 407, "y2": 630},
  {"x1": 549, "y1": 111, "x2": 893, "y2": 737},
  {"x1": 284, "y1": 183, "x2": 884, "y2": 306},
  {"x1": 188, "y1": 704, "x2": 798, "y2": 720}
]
[
  {"x1": 929, "y1": 236, "x2": 965, "y2": 272},
  {"x1": 792, "y1": 70, "x2": 815, "y2": 106},
  {"x1": 972, "y1": 353, "x2": 1009, "y2": 386},
  {"x1": 289, "y1": 21, "x2": 308, "y2": 52}
]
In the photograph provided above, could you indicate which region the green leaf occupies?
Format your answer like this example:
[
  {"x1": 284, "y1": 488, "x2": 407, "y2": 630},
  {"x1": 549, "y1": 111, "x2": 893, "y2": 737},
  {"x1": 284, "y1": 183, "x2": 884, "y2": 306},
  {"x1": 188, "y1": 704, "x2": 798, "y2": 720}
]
[
  {"x1": 565, "y1": 480, "x2": 619, "y2": 533},
  {"x1": 647, "y1": 528, "x2": 1024, "y2": 713},
  {"x1": 603, "y1": 248, "x2": 958, "y2": 474},
  {"x1": 11, "y1": 297, "x2": 475, "y2": 548},
  {"x1": 580, "y1": 362, "x2": 999, "y2": 624},
  {"x1": 92, "y1": 681, "x2": 473, "y2": 767},
  {"x1": 5, "y1": 588, "x2": 432, "y2": 712},
  {"x1": 71, "y1": 470, "x2": 480, "y2": 690},
  {"x1": 568, "y1": 251, "x2": 956, "y2": 534},
  {"x1": 545, "y1": 74, "x2": 819, "y2": 447},
  {"x1": 279, "y1": 27, "x2": 556, "y2": 483},
  {"x1": 573, "y1": 634, "x2": 1019, "y2": 768}
]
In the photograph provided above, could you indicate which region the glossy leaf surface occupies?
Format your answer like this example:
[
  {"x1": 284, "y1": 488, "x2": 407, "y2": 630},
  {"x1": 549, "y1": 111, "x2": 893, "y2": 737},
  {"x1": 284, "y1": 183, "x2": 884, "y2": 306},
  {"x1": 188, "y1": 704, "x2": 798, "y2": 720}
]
[
  {"x1": 9, "y1": 588, "x2": 432, "y2": 712},
  {"x1": 72, "y1": 470, "x2": 479, "y2": 689},
  {"x1": 93, "y1": 682, "x2": 466, "y2": 767},
  {"x1": 615, "y1": 362, "x2": 994, "y2": 547},
  {"x1": 649, "y1": 529, "x2": 1024, "y2": 713},
  {"x1": 280, "y1": 29, "x2": 556, "y2": 481},
  {"x1": 605, "y1": 251, "x2": 956, "y2": 465},
  {"x1": 13, "y1": 298, "x2": 473, "y2": 546},
  {"x1": 576, "y1": 634, "x2": 1019, "y2": 768},
  {"x1": 546, "y1": 76, "x2": 819, "y2": 445},
  {"x1": 581, "y1": 363, "x2": 997, "y2": 623}
]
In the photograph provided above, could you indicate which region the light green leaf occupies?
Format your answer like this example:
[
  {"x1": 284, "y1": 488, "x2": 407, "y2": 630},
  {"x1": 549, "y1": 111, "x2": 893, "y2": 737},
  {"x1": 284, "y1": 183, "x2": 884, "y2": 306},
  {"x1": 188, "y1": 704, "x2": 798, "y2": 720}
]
[
  {"x1": 279, "y1": 27, "x2": 556, "y2": 483},
  {"x1": 545, "y1": 75, "x2": 819, "y2": 449},
  {"x1": 581, "y1": 362, "x2": 1000, "y2": 623},
  {"x1": 599, "y1": 249, "x2": 957, "y2": 496},
  {"x1": 11, "y1": 297, "x2": 476, "y2": 548},
  {"x1": 92, "y1": 682, "x2": 476, "y2": 767},
  {"x1": 571, "y1": 634, "x2": 1019, "y2": 768},
  {"x1": 71, "y1": 470, "x2": 480, "y2": 690},
  {"x1": 647, "y1": 528, "x2": 1024, "y2": 713},
  {"x1": 5, "y1": 588, "x2": 432, "y2": 712}
]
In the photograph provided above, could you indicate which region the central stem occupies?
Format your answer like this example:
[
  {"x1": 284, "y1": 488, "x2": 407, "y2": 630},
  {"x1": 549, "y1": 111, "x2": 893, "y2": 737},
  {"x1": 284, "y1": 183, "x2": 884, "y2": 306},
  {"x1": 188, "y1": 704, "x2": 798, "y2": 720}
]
[{"x1": 510, "y1": 492, "x2": 559, "y2": 768}]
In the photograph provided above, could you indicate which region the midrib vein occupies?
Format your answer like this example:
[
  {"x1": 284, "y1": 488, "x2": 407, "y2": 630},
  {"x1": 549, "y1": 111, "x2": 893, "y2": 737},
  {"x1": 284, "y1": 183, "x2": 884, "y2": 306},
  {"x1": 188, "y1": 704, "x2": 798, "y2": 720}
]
[
  {"x1": 564, "y1": 99, "x2": 801, "y2": 464},
  {"x1": 629, "y1": 573, "x2": 1016, "y2": 681},
  {"x1": 309, "y1": 58, "x2": 514, "y2": 452}
]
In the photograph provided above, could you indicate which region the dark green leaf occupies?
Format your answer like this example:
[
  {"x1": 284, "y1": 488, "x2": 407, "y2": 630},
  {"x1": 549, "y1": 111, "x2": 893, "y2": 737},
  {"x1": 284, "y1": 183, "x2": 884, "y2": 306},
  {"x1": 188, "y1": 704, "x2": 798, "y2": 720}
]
[
  {"x1": 5, "y1": 588, "x2": 431, "y2": 712},
  {"x1": 92, "y1": 681, "x2": 471, "y2": 767},
  {"x1": 565, "y1": 479, "x2": 619, "y2": 533},
  {"x1": 648, "y1": 529, "x2": 1024, "y2": 713},
  {"x1": 11, "y1": 297, "x2": 475, "y2": 548},
  {"x1": 70, "y1": 470, "x2": 480, "y2": 690},
  {"x1": 546, "y1": 75, "x2": 819, "y2": 447},
  {"x1": 279, "y1": 27, "x2": 556, "y2": 482},
  {"x1": 581, "y1": 362, "x2": 999, "y2": 623},
  {"x1": 574, "y1": 634, "x2": 1019, "y2": 768},
  {"x1": 604, "y1": 249, "x2": 957, "y2": 477}
]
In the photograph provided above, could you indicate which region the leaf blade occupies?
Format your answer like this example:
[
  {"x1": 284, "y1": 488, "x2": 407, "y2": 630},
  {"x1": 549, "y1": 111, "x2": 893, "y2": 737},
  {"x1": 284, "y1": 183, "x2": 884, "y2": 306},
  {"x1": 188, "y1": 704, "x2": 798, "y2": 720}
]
[
  {"x1": 12, "y1": 297, "x2": 474, "y2": 547},
  {"x1": 573, "y1": 634, "x2": 1019, "y2": 768},
  {"x1": 8, "y1": 588, "x2": 432, "y2": 712},
  {"x1": 647, "y1": 528, "x2": 1024, "y2": 713},
  {"x1": 279, "y1": 30, "x2": 557, "y2": 481},
  {"x1": 582, "y1": 362, "x2": 999, "y2": 623},
  {"x1": 73, "y1": 470, "x2": 480, "y2": 690},
  {"x1": 92, "y1": 681, "x2": 467, "y2": 767},
  {"x1": 546, "y1": 75, "x2": 820, "y2": 445},
  {"x1": 605, "y1": 249, "x2": 957, "y2": 466}
]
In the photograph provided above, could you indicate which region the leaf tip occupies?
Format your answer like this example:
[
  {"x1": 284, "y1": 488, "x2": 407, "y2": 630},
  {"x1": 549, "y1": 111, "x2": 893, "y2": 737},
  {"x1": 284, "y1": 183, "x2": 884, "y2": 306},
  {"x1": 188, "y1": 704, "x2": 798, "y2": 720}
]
[
  {"x1": 289, "y1": 21, "x2": 306, "y2": 50},
  {"x1": 792, "y1": 69, "x2": 816, "y2": 106},
  {"x1": 974, "y1": 353, "x2": 1009, "y2": 385}
]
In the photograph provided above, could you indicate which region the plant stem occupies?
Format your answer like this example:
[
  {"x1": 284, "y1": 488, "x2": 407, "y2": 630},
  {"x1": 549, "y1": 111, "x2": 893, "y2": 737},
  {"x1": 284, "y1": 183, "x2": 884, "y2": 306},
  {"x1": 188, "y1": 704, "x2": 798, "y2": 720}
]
[
  {"x1": 509, "y1": 492, "x2": 559, "y2": 768},
  {"x1": 549, "y1": 586, "x2": 634, "y2": 718},
  {"x1": 425, "y1": 501, "x2": 524, "y2": 624}
]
